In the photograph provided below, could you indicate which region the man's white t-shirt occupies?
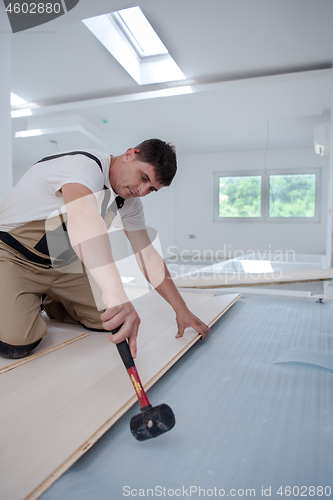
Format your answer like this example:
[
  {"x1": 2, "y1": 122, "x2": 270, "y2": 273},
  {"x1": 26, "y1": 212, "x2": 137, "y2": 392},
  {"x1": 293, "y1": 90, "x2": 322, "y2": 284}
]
[{"x1": 0, "y1": 149, "x2": 146, "y2": 232}]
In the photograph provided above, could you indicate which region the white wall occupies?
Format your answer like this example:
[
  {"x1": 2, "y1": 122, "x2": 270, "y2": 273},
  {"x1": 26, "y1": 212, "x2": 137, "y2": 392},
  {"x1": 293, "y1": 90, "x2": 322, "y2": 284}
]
[
  {"x1": 148, "y1": 147, "x2": 329, "y2": 260},
  {"x1": 325, "y1": 87, "x2": 333, "y2": 267},
  {"x1": 141, "y1": 180, "x2": 176, "y2": 258},
  {"x1": 0, "y1": 35, "x2": 13, "y2": 202}
]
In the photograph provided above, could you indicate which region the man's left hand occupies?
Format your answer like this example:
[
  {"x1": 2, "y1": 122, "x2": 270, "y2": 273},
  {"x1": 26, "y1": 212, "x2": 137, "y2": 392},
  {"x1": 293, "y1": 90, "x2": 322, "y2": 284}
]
[{"x1": 175, "y1": 306, "x2": 210, "y2": 340}]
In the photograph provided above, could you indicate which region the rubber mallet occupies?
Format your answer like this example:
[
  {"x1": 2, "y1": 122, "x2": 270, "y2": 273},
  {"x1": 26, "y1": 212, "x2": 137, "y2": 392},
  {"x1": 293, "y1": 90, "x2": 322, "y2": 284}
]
[{"x1": 112, "y1": 326, "x2": 176, "y2": 441}]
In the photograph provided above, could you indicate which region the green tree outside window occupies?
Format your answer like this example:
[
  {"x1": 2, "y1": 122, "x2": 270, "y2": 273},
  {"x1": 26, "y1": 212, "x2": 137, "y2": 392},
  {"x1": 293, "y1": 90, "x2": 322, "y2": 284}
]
[
  {"x1": 219, "y1": 176, "x2": 261, "y2": 217},
  {"x1": 269, "y1": 174, "x2": 316, "y2": 217},
  {"x1": 218, "y1": 174, "x2": 316, "y2": 219}
]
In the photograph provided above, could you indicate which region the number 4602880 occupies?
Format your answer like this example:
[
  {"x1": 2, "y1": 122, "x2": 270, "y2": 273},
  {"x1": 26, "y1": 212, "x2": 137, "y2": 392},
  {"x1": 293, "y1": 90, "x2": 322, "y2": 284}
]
[
  {"x1": 6, "y1": 3, "x2": 61, "y2": 14},
  {"x1": 277, "y1": 486, "x2": 332, "y2": 497}
]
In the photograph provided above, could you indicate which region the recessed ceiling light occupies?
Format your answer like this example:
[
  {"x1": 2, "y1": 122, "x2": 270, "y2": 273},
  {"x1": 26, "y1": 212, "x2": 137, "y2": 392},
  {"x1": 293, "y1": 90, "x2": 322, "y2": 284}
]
[
  {"x1": 11, "y1": 108, "x2": 32, "y2": 118},
  {"x1": 11, "y1": 92, "x2": 27, "y2": 106},
  {"x1": 15, "y1": 129, "x2": 41, "y2": 138},
  {"x1": 157, "y1": 86, "x2": 193, "y2": 98}
]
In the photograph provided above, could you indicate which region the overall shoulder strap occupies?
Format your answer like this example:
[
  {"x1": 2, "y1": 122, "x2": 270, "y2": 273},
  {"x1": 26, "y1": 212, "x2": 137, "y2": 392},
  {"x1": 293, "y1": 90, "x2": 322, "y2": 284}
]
[{"x1": 36, "y1": 151, "x2": 103, "y2": 171}]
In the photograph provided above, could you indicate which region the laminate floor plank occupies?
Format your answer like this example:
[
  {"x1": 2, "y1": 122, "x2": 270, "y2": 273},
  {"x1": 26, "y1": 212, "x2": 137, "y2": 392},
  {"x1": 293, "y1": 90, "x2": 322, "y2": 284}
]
[
  {"x1": 0, "y1": 315, "x2": 89, "y2": 374},
  {"x1": 0, "y1": 291, "x2": 240, "y2": 500},
  {"x1": 174, "y1": 268, "x2": 333, "y2": 288}
]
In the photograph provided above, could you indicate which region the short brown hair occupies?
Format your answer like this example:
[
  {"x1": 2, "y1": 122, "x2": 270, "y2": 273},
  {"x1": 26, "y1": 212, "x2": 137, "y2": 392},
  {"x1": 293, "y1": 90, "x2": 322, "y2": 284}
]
[{"x1": 134, "y1": 138, "x2": 177, "y2": 186}]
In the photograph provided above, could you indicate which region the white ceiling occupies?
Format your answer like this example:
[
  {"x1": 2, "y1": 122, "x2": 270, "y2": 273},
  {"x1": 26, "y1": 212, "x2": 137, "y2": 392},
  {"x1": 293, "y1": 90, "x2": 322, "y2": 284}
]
[{"x1": 5, "y1": 0, "x2": 333, "y2": 173}]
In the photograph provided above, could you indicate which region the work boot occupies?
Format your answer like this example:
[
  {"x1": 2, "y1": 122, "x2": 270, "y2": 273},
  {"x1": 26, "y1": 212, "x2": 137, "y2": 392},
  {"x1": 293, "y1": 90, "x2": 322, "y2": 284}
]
[{"x1": 0, "y1": 338, "x2": 42, "y2": 359}]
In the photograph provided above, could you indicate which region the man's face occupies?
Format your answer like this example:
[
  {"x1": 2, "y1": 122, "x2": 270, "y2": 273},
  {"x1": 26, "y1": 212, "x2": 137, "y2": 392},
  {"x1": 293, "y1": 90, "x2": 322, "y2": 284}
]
[{"x1": 110, "y1": 149, "x2": 165, "y2": 199}]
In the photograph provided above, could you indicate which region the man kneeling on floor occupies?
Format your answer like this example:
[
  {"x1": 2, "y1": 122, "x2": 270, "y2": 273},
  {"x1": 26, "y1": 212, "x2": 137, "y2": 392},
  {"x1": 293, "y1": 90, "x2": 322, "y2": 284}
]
[{"x1": 0, "y1": 139, "x2": 209, "y2": 359}]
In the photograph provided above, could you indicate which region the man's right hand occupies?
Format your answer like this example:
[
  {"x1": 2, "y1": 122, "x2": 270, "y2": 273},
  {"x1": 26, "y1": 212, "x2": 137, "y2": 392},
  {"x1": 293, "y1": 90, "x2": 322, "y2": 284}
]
[{"x1": 101, "y1": 303, "x2": 140, "y2": 359}]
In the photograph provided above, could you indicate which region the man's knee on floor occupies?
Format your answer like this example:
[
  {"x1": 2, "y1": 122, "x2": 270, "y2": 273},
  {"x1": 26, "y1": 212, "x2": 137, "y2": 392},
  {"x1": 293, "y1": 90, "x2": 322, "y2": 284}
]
[{"x1": 0, "y1": 338, "x2": 42, "y2": 359}]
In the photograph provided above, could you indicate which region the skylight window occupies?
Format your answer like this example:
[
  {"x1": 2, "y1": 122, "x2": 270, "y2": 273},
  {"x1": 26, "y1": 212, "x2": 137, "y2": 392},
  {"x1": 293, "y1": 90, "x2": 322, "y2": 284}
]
[
  {"x1": 83, "y1": 7, "x2": 186, "y2": 85},
  {"x1": 114, "y1": 6, "x2": 168, "y2": 58}
]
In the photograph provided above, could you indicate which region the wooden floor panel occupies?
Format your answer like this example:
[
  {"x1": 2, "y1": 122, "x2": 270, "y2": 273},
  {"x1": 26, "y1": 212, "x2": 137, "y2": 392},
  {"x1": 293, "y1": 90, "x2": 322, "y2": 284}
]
[
  {"x1": 0, "y1": 316, "x2": 89, "y2": 375},
  {"x1": 0, "y1": 291, "x2": 240, "y2": 500},
  {"x1": 174, "y1": 268, "x2": 333, "y2": 288}
]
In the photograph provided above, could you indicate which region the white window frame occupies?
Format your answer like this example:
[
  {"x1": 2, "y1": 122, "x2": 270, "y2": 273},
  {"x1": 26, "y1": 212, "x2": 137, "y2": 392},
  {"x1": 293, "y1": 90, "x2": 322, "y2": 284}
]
[{"x1": 213, "y1": 168, "x2": 321, "y2": 223}]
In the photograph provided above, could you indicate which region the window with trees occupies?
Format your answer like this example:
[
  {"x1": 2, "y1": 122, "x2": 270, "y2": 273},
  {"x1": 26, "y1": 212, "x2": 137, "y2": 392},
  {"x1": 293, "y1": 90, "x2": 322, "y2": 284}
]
[{"x1": 213, "y1": 170, "x2": 320, "y2": 222}]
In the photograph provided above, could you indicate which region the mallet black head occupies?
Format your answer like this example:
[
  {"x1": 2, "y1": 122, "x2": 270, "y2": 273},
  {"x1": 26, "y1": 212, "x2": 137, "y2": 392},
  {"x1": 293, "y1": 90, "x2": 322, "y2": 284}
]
[{"x1": 130, "y1": 404, "x2": 176, "y2": 441}]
